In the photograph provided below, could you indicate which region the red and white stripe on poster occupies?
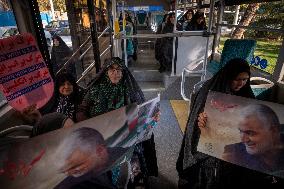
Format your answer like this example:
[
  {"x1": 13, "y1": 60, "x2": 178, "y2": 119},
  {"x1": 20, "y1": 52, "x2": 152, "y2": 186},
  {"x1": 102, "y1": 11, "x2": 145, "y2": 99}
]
[{"x1": 0, "y1": 33, "x2": 54, "y2": 111}]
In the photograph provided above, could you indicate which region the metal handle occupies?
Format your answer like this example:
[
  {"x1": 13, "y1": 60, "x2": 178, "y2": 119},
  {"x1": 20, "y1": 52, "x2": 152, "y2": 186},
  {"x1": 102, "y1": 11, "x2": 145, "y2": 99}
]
[
  {"x1": 56, "y1": 26, "x2": 110, "y2": 75},
  {"x1": 0, "y1": 125, "x2": 33, "y2": 137},
  {"x1": 56, "y1": 35, "x2": 91, "y2": 75},
  {"x1": 181, "y1": 68, "x2": 205, "y2": 101},
  {"x1": 76, "y1": 45, "x2": 112, "y2": 84},
  {"x1": 79, "y1": 37, "x2": 109, "y2": 61}
]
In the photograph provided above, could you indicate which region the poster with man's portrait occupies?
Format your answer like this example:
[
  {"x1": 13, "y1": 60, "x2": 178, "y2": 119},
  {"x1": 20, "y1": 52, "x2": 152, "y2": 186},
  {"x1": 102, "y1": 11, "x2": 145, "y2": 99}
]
[
  {"x1": 197, "y1": 91, "x2": 284, "y2": 178},
  {"x1": 0, "y1": 96, "x2": 160, "y2": 189}
]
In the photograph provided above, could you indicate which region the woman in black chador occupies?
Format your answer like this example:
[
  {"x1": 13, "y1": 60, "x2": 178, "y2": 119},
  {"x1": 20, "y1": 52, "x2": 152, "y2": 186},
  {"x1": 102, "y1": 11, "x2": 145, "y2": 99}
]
[
  {"x1": 50, "y1": 35, "x2": 75, "y2": 76},
  {"x1": 177, "y1": 58, "x2": 284, "y2": 189}
]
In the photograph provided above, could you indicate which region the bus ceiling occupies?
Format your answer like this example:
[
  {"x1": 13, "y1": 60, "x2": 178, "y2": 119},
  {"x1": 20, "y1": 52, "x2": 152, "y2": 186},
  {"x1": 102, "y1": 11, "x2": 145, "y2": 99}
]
[
  {"x1": 224, "y1": 0, "x2": 282, "y2": 6},
  {"x1": 123, "y1": 0, "x2": 171, "y2": 10},
  {"x1": 122, "y1": 0, "x2": 282, "y2": 10}
]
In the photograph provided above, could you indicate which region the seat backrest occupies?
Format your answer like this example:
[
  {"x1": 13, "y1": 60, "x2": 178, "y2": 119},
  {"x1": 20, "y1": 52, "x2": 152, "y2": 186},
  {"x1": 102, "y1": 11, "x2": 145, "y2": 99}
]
[
  {"x1": 220, "y1": 39, "x2": 256, "y2": 68},
  {"x1": 180, "y1": 39, "x2": 257, "y2": 101},
  {"x1": 250, "y1": 77, "x2": 275, "y2": 100},
  {"x1": 137, "y1": 12, "x2": 147, "y2": 25},
  {"x1": 176, "y1": 36, "x2": 214, "y2": 75}
]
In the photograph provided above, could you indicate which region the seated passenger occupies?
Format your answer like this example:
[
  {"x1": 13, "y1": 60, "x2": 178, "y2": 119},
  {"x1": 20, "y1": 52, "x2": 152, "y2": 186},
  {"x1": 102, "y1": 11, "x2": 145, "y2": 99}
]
[
  {"x1": 77, "y1": 57, "x2": 145, "y2": 120},
  {"x1": 185, "y1": 11, "x2": 207, "y2": 31},
  {"x1": 53, "y1": 73, "x2": 83, "y2": 122},
  {"x1": 177, "y1": 9, "x2": 194, "y2": 31},
  {"x1": 77, "y1": 57, "x2": 158, "y2": 187},
  {"x1": 176, "y1": 58, "x2": 280, "y2": 189},
  {"x1": 16, "y1": 73, "x2": 82, "y2": 128}
]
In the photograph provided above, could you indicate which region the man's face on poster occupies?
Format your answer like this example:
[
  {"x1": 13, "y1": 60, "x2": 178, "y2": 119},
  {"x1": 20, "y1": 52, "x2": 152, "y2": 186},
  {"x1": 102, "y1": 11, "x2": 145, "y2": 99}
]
[
  {"x1": 238, "y1": 116, "x2": 277, "y2": 155},
  {"x1": 59, "y1": 145, "x2": 108, "y2": 177}
]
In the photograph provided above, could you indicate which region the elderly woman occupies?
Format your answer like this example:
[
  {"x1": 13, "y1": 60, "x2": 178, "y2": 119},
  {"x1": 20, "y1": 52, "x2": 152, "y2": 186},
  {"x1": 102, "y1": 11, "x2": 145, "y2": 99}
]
[
  {"x1": 77, "y1": 57, "x2": 157, "y2": 187},
  {"x1": 53, "y1": 73, "x2": 83, "y2": 122},
  {"x1": 18, "y1": 72, "x2": 82, "y2": 125},
  {"x1": 37, "y1": 72, "x2": 83, "y2": 123},
  {"x1": 177, "y1": 58, "x2": 284, "y2": 188},
  {"x1": 77, "y1": 57, "x2": 145, "y2": 119}
]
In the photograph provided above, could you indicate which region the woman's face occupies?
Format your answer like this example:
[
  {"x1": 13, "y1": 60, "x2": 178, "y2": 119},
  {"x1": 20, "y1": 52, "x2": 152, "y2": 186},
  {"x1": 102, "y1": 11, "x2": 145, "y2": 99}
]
[
  {"x1": 230, "y1": 72, "x2": 250, "y2": 92},
  {"x1": 59, "y1": 81, "x2": 74, "y2": 96},
  {"x1": 170, "y1": 15, "x2": 175, "y2": 24},
  {"x1": 53, "y1": 38, "x2": 60, "y2": 46},
  {"x1": 186, "y1": 12, "x2": 193, "y2": 20},
  {"x1": 107, "y1": 64, "x2": 122, "y2": 84},
  {"x1": 165, "y1": 15, "x2": 169, "y2": 22},
  {"x1": 197, "y1": 17, "x2": 204, "y2": 25}
]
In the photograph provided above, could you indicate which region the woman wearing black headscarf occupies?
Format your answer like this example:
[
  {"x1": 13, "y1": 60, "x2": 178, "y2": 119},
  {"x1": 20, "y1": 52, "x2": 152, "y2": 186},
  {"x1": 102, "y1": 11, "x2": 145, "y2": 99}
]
[
  {"x1": 38, "y1": 72, "x2": 83, "y2": 123},
  {"x1": 186, "y1": 11, "x2": 207, "y2": 31},
  {"x1": 177, "y1": 9, "x2": 194, "y2": 31},
  {"x1": 50, "y1": 35, "x2": 75, "y2": 76},
  {"x1": 53, "y1": 73, "x2": 83, "y2": 122},
  {"x1": 177, "y1": 58, "x2": 284, "y2": 188},
  {"x1": 177, "y1": 58, "x2": 250, "y2": 188}
]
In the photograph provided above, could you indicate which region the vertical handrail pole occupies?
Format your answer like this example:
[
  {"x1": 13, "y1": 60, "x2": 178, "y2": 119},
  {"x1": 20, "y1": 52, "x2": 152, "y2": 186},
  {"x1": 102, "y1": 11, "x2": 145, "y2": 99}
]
[
  {"x1": 87, "y1": 0, "x2": 101, "y2": 73},
  {"x1": 122, "y1": 1, "x2": 128, "y2": 67},
  {"x1": 107, "y1": 0, "x2": 114, "y2": 57},
  {"x1": 171, "y1": 0, "x2": 178, "y2": 76},
  {"x1": 201, "y1": 0, "x2": 215, "y2": 81}
]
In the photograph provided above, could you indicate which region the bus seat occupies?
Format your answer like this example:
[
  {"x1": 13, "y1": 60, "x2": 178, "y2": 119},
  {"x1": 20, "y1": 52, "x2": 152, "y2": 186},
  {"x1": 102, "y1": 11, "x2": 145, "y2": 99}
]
[
  {"x1": 0, "y1": 125, "x2": 32, "y2": 138},
  {"x1": 176, "y1": 36, "x2": 214, "y2": 75},
  {"x1": 137, "y1": 12, "x2": 147, "y2": 25},
  {"x1": 207, "y1": 39, "x2": 257, "y2": 76},
  {"x1": 181, "y1": 39, "x2": 257, "y2": 101},
  {"x1": 250, "y1": 77, "x2": 274, "y2": 100}
]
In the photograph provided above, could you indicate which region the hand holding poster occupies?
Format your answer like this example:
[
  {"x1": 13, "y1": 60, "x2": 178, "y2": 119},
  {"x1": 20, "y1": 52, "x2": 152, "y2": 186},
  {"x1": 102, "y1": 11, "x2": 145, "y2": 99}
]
[
  {"x1": 0, "y1": 96, "x2": 160, "y2": 189},
  {"x1": 0, "y1": 33, "x2": 54, "y2": 110},
  {"x1": 197, "y1": 91, "x2": 284, "y2": 178}
]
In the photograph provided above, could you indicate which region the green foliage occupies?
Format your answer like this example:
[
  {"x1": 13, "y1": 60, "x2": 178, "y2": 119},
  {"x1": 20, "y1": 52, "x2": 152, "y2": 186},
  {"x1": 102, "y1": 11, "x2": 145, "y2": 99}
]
[
  {"x1": 0, "y1": 0, "x2": 12, "y2": 11},
  {"x1": 245, "y1": 2, "x2": 284, "y2": 39},
  {"x1": 37, "y1": 0, "x2": 67, "y2": 12}
]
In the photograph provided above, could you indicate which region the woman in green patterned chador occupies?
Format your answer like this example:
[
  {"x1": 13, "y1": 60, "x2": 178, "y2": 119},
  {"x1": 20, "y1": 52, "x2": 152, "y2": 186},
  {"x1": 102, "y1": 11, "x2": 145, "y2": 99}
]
[
  {"x1": 77, "y1": 57, "x2": 158, "y2": 188},
  {"x1": 77, "y1": 57, "x2": 145, "y2": 119}
]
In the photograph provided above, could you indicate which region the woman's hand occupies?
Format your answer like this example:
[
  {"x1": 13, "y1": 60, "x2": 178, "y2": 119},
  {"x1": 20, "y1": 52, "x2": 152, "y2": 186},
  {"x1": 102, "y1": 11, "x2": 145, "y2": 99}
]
[
  {"x1": 153, "y1": 111, "x2": 161, "y2": 122},
  {"x1": 20, "y1": 104, "x2": 42, "y2": 125},
  {"x1": 197, "y1": 112, "x2": 207, "y2": 128}
]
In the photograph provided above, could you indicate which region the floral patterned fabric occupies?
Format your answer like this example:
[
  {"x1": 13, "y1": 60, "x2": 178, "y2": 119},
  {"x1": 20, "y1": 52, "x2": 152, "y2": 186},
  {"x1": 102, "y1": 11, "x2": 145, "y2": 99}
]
[{"x1": 56, "y1": 96, "x2": 75, "y2": 119}]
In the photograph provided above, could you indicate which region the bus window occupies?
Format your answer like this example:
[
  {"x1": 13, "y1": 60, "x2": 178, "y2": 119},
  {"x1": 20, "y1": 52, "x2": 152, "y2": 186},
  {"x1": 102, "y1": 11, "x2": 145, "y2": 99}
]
[
  {"x1": 218, "y1": 1, "x2": 282, "y2": 75},
  {"x1": 0, "y1": 0, "x2": 18, "y2": 39}
]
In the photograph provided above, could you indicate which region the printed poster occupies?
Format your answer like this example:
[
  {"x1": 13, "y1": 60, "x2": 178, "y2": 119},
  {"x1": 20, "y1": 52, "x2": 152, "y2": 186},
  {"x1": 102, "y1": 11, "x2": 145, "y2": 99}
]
[
  {"x1": 0, "y1": 96, "x2": 160, "y2": 189},
  {"x1": 0, "y1": 33, "x2": 54, "y2": 111},
  {"x1": 198, "y1": 91, "x2": 284, "y2": 178}
]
